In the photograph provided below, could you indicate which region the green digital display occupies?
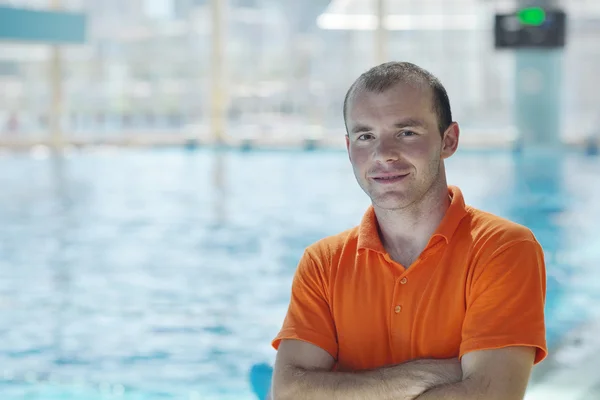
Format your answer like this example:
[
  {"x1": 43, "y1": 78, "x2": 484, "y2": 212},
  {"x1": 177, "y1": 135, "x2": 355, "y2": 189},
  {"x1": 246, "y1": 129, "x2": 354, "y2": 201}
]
[{"x1": 518, "y1": 7, "x2": 546, "y2": 26}]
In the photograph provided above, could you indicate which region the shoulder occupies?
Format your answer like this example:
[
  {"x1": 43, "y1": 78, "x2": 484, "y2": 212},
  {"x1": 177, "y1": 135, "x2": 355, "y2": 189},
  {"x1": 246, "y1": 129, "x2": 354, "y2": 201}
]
[
  {"x1": 304, "y1": 225, "x2": 360, "y2": 266},
  {"x1": 287, "y1": 226, "x2": 360, "y2": 295},
  {"x1": 463, "y1": 205, "x2": 539, "y2": 247},
  {"x1": 460, "y1": 206, "x2": 545, "y2": 274}
]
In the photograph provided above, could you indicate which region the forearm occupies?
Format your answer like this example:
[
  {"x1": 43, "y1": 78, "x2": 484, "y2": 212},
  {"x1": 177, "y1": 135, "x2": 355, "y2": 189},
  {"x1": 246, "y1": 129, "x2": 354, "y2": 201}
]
[
  {"x1": 272, "y1": 359, "x2": 461, "y2": 400},
  {"x1": 415, "y1": 375, "x2": 501, "y2": 400},
  {"x1": 413, "y1": 379, "x2": 471, "y2": 400},
  {"x1": 273, "y1": 365, "x2": 405, "y2": 400},
  {"x1": 413, "y1": 346, "x2": 536, "y2": 400}
]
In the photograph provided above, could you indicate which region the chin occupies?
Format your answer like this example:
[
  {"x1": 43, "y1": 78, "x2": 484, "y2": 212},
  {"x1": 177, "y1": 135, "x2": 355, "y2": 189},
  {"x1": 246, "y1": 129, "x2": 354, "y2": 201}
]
[{"x1": 371, "y1": 193, "x2": 413, "y2": 210}]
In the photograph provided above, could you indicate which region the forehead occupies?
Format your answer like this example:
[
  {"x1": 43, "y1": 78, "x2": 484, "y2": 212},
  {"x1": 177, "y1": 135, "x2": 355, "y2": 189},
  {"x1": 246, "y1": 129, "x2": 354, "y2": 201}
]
[{"x1": 347, "y1": 82, "x2": 436, "y2": 126}]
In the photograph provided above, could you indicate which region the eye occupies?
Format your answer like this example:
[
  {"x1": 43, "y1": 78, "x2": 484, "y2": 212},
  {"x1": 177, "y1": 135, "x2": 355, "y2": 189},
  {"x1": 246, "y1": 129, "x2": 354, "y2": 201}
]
[
  {"x1": 357, "y1": 133, "x2": 374, "y2": 140},
  {"x1": 399, "y1": 130, "x2": 417, "y2": 137}
]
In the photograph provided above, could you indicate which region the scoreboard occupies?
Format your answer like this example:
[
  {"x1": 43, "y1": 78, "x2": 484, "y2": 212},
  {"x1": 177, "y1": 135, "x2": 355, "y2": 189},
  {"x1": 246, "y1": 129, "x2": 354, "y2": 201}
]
[{"x1": 495, "y1": 7, "x2": 566, "y2": 49}]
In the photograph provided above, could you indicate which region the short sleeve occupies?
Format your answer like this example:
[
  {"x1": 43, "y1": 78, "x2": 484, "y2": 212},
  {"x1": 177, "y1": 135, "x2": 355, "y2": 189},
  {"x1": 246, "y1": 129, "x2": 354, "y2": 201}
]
[
  {"x1": 460, "y1": 239, "x2": 548, "y2": 364},
  {"x1": 271, "y1": 250, "x2": 338, "y2": 360}
]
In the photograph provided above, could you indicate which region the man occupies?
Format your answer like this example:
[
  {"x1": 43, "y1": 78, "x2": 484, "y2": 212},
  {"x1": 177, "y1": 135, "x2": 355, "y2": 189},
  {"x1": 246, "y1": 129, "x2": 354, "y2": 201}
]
[{"x1": 268, "y1": 62, "x2": 547, "y2": 400}]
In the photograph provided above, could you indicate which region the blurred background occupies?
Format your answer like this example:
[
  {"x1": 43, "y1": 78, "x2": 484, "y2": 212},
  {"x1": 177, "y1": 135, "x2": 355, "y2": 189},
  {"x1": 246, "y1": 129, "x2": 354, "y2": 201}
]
[{"x1": 1, "y1": 0, "x2": 599, "y2": 399}]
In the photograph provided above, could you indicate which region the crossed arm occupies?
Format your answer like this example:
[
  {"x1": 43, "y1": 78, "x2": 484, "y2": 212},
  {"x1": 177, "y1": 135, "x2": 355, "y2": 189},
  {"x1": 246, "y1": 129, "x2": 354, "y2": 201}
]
[{"x1": 268, "y1": 339, "x2": 536, "y2": 400}]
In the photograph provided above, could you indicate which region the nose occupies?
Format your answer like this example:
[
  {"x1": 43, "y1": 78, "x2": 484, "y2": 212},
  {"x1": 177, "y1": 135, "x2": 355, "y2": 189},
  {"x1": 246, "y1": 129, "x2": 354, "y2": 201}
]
[{"x1": 373, "y1": 137, "x2": 401, "y2": 163}]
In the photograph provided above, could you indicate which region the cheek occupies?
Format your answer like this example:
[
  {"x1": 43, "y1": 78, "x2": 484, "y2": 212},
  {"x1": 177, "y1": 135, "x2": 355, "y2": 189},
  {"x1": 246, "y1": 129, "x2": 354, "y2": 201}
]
[
  {"x1": 404, "y1": 140, "x2": 437, "y2": 160},
  {"x1": 349, "y1": 147, "x2": 370, "y2": 168}
]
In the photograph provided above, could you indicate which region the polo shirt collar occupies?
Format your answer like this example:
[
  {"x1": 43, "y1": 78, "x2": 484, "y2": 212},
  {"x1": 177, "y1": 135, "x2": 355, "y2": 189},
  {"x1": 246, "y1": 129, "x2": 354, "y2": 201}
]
[{"x1": 357, "y1": 185, "x2": 468, "y2": 253}]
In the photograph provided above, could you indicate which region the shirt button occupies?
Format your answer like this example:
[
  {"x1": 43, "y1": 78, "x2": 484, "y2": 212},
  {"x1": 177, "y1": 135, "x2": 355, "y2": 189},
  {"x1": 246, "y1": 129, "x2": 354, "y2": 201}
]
[
  {"x1": 400, "y1": 277, "x2": 408, "y2": 284},
  {"x1": 394, "y1": 305, "x2": 402, "y2": 313}
]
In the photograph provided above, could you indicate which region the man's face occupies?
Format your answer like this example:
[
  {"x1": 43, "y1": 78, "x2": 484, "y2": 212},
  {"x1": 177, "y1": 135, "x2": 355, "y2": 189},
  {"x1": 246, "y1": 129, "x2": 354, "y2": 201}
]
[{"x1": 345, "y1": 82, "x2": 458, "y2": 210}]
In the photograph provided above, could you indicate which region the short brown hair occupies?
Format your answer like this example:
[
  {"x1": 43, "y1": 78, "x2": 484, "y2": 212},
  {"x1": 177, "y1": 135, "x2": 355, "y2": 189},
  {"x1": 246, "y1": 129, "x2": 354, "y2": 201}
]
[{"x1": 343, "y1": 62, "x2": 452, "y2": 136}]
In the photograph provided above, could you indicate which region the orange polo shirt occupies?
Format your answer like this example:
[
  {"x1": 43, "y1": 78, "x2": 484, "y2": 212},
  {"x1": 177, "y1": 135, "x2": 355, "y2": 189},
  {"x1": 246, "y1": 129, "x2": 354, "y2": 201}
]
[{"x1": 272, "y1": 186, "x2": 547, "y2": 371}]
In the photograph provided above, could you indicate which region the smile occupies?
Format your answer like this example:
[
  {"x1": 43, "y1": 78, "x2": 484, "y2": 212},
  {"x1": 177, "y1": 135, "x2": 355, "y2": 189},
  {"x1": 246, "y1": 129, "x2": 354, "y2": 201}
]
[{"x1": 371, "y1": 174, "x2": 409, "y2": 183}]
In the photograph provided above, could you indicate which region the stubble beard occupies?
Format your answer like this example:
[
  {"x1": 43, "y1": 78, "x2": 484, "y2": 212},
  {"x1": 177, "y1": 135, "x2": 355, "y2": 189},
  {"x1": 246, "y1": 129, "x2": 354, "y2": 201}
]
[{"x1": 361, "y1": 155, "x2": 443, "y2": 212}]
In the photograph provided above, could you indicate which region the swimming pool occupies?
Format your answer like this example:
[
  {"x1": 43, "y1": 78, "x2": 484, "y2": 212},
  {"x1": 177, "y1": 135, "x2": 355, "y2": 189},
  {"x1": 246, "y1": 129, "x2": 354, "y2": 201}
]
[{"x1": 1, "y1": 147, "x2": 599, "y2": 399}]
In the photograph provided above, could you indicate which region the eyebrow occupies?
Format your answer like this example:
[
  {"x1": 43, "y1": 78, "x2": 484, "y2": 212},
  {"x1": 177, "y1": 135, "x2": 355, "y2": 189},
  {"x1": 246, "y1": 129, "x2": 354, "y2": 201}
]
[
  {"x1": 393, "y1": 118, "x2": 427, "y2": 129},
  {"x1": 349, "y1": 118, "x2": 427, "y2": 135},
  {"x1": 349, "y1": 123, "x2": 372, "y2": 135}
]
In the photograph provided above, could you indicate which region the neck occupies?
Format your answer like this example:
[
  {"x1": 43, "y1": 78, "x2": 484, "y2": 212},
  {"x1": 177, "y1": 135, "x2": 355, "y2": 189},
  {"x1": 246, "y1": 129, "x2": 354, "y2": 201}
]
[{"x1": 374, "y1": 179, "x2": 450, "y2": 265}]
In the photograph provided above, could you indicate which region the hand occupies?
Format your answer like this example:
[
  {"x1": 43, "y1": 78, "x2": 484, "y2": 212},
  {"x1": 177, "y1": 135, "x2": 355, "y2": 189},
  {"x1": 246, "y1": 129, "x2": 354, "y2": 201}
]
[
  {"x1": 397, "y1": 358, "x2": 463, "y2": 400},
  {"x1": 431, "y1": 358, "x2": 462, "y2": 378}
]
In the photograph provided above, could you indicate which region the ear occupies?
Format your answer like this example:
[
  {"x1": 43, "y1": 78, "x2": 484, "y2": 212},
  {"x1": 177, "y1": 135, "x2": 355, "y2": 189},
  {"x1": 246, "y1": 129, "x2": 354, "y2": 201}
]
[{"x1": 441, "y1": 122, "x2": 459, "y2": 159}]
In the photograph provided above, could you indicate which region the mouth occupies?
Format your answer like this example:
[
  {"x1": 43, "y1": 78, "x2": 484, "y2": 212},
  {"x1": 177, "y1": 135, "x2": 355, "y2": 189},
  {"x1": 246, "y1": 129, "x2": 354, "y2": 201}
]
[{"x1": 371, "y1": 173, "x2": 409, "y2": 184}]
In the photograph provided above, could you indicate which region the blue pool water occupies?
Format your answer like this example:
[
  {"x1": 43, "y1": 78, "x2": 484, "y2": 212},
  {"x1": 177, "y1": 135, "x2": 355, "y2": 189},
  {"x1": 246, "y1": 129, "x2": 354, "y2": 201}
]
[{"x1": 1, "y1": 147, "x2": 599, "y2": 399}]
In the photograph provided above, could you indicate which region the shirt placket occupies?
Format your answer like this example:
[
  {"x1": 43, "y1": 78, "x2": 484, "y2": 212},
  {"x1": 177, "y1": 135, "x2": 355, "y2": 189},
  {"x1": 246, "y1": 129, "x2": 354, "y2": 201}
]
[{"x1": 388, "y1": 239, "x2": 446, "y2": 360}]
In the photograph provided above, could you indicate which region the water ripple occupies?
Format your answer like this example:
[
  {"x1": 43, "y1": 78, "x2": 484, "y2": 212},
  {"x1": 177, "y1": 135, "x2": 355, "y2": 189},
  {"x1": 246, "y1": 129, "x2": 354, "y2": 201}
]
[{"x1": 0, "y1": 149, "x2": 598, "y2": 398}]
